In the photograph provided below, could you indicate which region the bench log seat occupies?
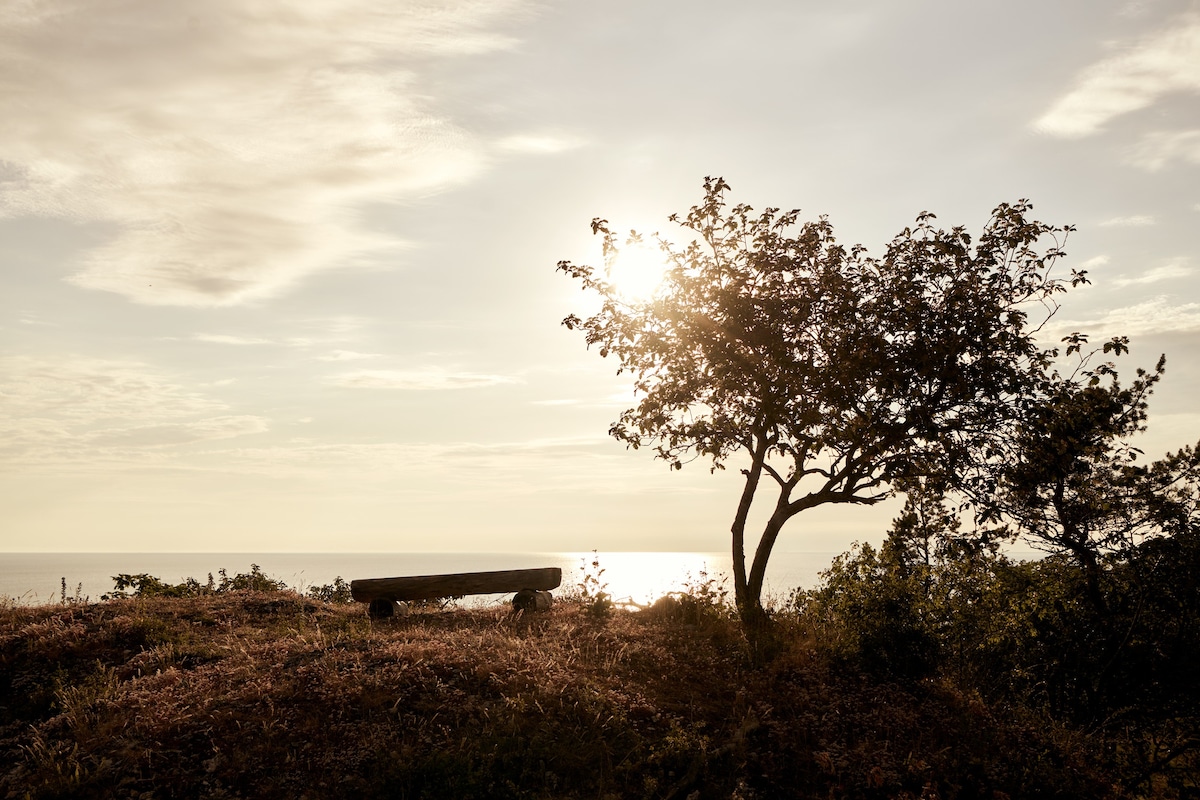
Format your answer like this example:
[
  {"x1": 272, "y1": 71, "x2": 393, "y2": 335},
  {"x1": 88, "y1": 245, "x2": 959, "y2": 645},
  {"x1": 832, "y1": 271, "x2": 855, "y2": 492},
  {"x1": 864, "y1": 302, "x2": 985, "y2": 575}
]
[{"x1": 351, "y1": 567, "x2": 562, "y2": 617}]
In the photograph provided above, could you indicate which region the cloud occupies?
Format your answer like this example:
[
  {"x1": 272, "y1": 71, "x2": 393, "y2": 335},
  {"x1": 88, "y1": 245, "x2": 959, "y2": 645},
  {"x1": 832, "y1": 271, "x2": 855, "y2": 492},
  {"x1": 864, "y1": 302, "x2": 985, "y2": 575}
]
[
  {"x1": 496, "y1": 133, "x2": 587, "y2": 154},
  {"x1": 210, "y1": 435, "x2": 680, "y2": 495},
  {"x1": 316, "y1": 349, "x2": 382, "y2": 361},
  {"x1": 1060, "y1": 296, "x2": 1200, "y2": 337},
  {"x1": 1076, "y1": 255, "x2": 1111, "y2": 270},
  {"x1": 88, "y1": 415, "x2": 269, "y2": 447},
  {"x1": 194, "y1": 333, "x2": 275, "y2": 345},
  {"x1": 1099, "y1": 214, "x2": 1156, "y2": 227},
  {"x1": 193, "y1": 318, "x2": 372, "y2": 349},
  {"x1": 0, "y1": 356, "x2": 222, "y2": 421},
  {"x1": 0, "y1": 0, "x2": 528, "y2": 307},
  {"x1": 1127, "y1": 129, "x2": 1200, "y2": 169},
  {"x1": 0, "y1": 356, "x2": 662, "y2": 494},
  {"x1": 0, "y1": 355, "x2": 267, "y2": 465},
  {"x1": 17, "y1": 312, "x2": 56, "y2": 326},
  {"x1": 326, "y1": 368, "x2": 518, "y2": 390},
  {"x1": 1119, "y1": 0, "x2": 1155, "y2": 18},
  {"x1": 529, "y1": 391, "x2": 641, "y2": 408},
  {"x1": 1034, "y1": 12, "x2": 1200, "y2": 138},
  {"x1": 1112, "y1": 258, "x2": 1192, "y2": 286}
]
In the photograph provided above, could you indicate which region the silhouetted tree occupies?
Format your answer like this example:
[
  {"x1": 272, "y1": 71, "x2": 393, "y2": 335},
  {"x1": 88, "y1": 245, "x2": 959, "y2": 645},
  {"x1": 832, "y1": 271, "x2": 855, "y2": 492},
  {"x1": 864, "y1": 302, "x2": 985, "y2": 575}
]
[
  {"x1": 558, "y1": 177, "x2": 1086, "y2": 625},
  {"x1": 991, "y1": 340, "x2": 1200, "y2": 611}
]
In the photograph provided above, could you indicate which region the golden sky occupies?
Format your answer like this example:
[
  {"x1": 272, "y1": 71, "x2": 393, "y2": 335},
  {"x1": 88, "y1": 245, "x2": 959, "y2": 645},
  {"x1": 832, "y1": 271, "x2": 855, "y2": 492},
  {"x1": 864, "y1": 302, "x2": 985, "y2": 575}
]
[{"x1": 2, "y1": 0, "x2": 1199, "y2": 552}]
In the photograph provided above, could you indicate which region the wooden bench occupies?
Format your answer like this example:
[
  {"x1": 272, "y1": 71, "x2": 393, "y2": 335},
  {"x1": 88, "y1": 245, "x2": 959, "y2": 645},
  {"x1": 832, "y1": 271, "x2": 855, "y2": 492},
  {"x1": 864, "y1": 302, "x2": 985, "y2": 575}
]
[{"x1": 350, "y1": 567, "x2": 562, "y2": 617}]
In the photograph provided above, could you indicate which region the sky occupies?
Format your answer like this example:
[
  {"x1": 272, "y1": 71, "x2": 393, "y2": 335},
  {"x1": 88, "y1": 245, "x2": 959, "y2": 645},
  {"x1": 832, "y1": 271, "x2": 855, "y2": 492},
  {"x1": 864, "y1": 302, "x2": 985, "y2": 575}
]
[{"x1": 2, "y1": 0, "x2": 1199, "y2": 554}]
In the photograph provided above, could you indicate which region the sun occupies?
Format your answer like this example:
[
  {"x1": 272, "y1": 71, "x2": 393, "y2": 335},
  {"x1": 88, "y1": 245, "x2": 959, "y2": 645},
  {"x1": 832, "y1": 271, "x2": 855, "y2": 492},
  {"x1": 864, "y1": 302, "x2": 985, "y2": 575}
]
[{"x1": 605, "y1": 238, "x2": 669, "y2": 303}]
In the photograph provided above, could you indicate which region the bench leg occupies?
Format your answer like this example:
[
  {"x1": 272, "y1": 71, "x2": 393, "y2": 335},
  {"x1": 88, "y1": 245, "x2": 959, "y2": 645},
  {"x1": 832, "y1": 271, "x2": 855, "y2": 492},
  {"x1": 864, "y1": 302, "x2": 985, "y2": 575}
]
[
  {"x1": 512, "y1": 589, "x2": 553, "y2": 612},
  {"x1": 368, "y1": 598, "x2": 409, "y2": 619}
]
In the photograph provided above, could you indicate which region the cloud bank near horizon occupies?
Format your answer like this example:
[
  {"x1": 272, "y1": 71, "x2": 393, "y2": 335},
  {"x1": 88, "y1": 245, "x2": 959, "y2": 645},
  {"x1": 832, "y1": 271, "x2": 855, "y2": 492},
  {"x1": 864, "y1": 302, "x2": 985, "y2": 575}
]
[{"x1": 0, "y1": 0, "x2": 528, "y2": 307}]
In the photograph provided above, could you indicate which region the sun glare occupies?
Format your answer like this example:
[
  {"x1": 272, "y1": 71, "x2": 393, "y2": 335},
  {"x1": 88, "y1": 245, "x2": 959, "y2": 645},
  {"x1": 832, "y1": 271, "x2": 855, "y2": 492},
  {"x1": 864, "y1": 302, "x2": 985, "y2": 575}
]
[
  {"x1": 568, "y1": 551, "x2": 723, "y2": 605},
  {"x1": 606, "y1": 239, "x2": 669, "y2": 302}
]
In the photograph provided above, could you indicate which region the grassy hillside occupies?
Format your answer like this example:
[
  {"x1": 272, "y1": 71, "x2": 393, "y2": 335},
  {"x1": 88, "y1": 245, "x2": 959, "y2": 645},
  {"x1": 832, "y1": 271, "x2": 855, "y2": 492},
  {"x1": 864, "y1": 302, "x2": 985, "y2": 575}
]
[{"x1": 1, "y1": 589, "x2": 1119, "y2": 800}]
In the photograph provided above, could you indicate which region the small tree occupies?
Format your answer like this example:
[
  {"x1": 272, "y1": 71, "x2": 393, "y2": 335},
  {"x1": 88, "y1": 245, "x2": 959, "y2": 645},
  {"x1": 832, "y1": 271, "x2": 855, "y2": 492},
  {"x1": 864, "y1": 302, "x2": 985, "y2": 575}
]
[
  {"x1": 993, "y1": 342, "x2": 1200, "y2": 611},
  {"x1": 558, "y1": 178, "x2": 1083, "y2": 625}
]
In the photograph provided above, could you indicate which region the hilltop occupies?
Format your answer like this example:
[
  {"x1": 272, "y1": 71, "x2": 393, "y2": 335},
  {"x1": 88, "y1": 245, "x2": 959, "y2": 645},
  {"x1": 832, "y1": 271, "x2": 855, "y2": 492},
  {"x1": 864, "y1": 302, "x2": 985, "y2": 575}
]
[{"x1": 2, "y1": 589, "x2": 1120, "y2": 800}]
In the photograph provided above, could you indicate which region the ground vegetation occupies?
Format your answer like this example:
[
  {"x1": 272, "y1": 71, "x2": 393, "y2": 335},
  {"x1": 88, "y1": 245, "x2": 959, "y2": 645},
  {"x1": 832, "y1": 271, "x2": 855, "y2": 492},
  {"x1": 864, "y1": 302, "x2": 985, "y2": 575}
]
[{"x1": 2, "y1": 551, "x2": 1195, "y2": 798}]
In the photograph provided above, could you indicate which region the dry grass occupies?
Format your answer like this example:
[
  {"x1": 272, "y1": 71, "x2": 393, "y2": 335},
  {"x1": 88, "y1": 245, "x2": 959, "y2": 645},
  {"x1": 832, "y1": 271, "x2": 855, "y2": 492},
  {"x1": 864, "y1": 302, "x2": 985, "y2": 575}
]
[{"x1": 1, "y1": 592, "x2": 1116, "y2": 799}]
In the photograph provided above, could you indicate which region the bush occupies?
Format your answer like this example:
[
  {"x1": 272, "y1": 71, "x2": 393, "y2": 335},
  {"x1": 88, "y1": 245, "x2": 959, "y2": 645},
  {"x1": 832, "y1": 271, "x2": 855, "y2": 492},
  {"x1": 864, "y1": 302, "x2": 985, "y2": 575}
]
[
  {"x1": 102, "y1": 564, "x2": 288, "y2": 601},
  {"x1": 305, "y1": 576, "x2": 354, "y2": 604},
  {"x1": 797, "y1": 499, "x2": 1200, "y2": 791}
]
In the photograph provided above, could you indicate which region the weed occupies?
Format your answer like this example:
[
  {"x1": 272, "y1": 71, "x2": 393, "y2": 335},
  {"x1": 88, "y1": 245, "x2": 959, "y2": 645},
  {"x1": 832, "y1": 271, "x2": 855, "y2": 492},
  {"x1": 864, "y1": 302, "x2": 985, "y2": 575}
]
[
  {"x1": 680, "y1": 565, "x2": 731, "y2": 617},
  {"x1": 574, "y1": 550, "x2": 614, "y2": 620},
  {"x1": 59, "y1": 577, "x2": 86, "y2": 606}
]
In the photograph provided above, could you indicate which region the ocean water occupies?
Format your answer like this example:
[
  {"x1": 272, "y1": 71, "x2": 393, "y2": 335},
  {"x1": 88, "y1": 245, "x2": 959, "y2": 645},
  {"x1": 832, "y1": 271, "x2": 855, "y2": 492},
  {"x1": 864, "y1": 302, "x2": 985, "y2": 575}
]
[{"x1": 0, "y1": 551, "x2": 841, "y2": 608}]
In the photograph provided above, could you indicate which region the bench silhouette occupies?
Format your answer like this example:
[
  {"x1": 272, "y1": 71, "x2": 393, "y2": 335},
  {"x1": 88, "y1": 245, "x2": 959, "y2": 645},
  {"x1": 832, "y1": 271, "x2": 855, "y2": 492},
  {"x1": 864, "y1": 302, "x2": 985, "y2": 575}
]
[{"x1": 351, "y1": 567, "x2": 562, "y2": 617}]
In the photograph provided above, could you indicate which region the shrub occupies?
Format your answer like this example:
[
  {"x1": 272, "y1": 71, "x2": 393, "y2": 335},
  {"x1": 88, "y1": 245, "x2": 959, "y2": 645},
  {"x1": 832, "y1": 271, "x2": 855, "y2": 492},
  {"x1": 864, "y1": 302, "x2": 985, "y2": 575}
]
[
  {"x1": 306, "y1": 576, "x2": 354, "y2": 604},
  {"x1": 102, "y1": 565, "x2": 288, "y2": 601}
]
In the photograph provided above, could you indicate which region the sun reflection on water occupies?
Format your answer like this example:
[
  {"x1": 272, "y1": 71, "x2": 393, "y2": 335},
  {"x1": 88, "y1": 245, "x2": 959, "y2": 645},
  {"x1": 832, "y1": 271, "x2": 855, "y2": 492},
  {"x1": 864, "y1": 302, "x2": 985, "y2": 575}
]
[{"x1": 563, "y1": 551, "x2": 729, "y2": 606}]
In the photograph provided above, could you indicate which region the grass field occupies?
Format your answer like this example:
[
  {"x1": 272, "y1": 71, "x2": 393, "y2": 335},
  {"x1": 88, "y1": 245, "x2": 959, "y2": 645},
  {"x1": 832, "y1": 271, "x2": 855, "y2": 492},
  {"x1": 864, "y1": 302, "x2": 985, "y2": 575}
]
[{"x1": 0, "y1": 586, "x2": 1123, "y2": 800}]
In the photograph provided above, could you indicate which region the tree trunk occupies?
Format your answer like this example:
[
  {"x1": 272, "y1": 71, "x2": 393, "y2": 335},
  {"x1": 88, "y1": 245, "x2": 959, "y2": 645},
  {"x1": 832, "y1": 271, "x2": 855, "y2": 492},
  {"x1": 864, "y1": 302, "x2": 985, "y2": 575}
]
[
  {"x1": 731, "y1": 438, "x2": 768, "y2": 619},
  {"x1": 1052, "y1": 480, "x2": 1108, "y2": 616},
  {"x1": 742, "y1": 508, "x2": 789, "y2": 628}
]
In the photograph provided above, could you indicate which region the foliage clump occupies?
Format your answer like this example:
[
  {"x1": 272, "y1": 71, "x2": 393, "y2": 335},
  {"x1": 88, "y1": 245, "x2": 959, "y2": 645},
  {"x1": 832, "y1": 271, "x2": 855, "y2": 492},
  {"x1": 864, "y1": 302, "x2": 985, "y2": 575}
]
[
  {"x1": 798, "y1": 489, "x2": 1200, "y2": 795},
  {"x1": 304, "y1": 575, "x2": 355, "y2": 604},
  {"x1": 99, "y1": 565, "x2": 355, "y2": 603}
]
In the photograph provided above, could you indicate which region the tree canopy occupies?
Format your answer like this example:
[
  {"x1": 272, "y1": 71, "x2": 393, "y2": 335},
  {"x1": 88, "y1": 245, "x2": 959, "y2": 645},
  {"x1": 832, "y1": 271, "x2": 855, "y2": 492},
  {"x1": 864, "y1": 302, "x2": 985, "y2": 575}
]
[{"x1": 558, "y1": 177, "x2": 1088, "y2": 624}]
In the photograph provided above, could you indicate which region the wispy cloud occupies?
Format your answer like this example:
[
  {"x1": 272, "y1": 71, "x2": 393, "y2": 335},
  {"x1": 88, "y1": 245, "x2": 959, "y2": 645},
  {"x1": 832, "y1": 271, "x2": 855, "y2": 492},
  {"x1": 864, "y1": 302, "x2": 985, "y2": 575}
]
[
  {"x1": 0, "y1": 356, "x2": 221, "y2": 421},
  {"x1": 1127, "y1": 129, "x2": 1200, "y2": 169},
  {"x1": 1076, "y1": 255, "x2": 1111, "y2": 271},
  {"x1": 0, "y1": 1, "x2": 528, "y2": 307},
  {"x1": 194, "y1": 333, "x2": 275, "y2": 345},
  {"x1": 0, "y1": 355, "x2": 267, "y2": 465},
  {"x1": 0, "y1": 355, "x2": 662, "y2": 492},
  {"x1": 1099, "y1": 214, "x2": 1156, "y2": 227},
  {"x1": 1112, "y1": 258, "x2": 1192, "y2": 287},
  {"x1": 1119, "y1": 0, "x2": 1155, "y2": 18},
  {"x1": 326, "y1": 368, "x2": 518, "y2": 390},
  {"x1": 210, "y1": 436, "x2": 680, "y2": 495},
  {"x1": 1034, "y1": 11, "x2": 1200, "y2": 138},
  {"x1": 316, "y1": 350, "x2": 382, "y2": 362},
  {"x1": 496, "y1": 133, "x2": 587, "y2": 154},
  {"x1": 194, "y1": 319, "x2": 375, "y2": 349},
  {"x1": 1060, "y1": 296, "x2": 1200, "y2": 337},
  {"x1": 88, "y1": 415, "x2": 268, "y2": 447},
  {"x1": 17, "y1": 311, "x2": 56, "y2": 327}
]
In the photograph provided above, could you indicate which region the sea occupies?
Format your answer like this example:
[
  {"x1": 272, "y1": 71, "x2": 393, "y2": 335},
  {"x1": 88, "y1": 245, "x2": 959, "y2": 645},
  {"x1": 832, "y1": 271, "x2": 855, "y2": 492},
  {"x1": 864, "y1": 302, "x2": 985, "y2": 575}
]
[{"x1": 0, "y1": 551, "x2": 844, "y2": 608}]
